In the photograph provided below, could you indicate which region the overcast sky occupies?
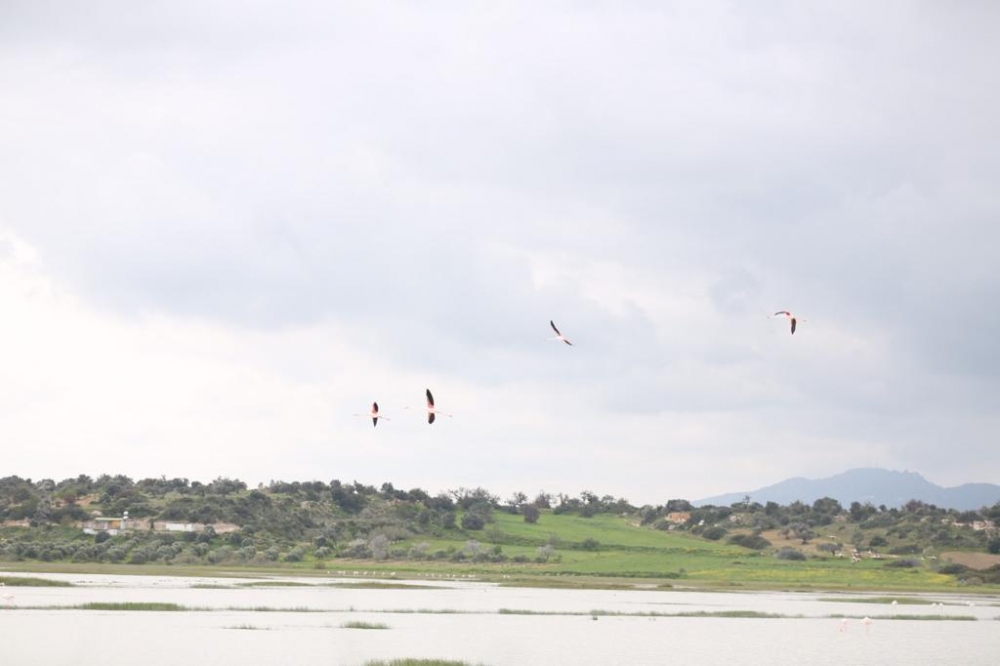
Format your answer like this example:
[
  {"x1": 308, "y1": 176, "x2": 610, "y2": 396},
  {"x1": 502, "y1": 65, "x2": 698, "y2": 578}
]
[{"x1": 1, "y1": 1, "x2": 998, "y2": 505}]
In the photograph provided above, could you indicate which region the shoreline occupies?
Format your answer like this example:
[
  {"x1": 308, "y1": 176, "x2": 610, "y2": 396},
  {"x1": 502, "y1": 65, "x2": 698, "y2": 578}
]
[{"x1": 4, "y1": 562, "x2": 999, "y2": 596}]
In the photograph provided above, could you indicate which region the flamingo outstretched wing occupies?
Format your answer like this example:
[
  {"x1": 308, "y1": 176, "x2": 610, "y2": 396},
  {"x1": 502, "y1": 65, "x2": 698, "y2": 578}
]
[
  {"x1": 773, "y1": 311, "x2": 798, "y2": 335},
  {"x1": 550, "y1": 320, "x2": 573, "y2": 345}
]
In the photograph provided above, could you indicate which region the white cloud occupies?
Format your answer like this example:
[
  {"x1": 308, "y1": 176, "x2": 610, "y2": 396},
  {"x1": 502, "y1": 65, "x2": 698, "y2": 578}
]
[{"x1": 1, "y1": 3, "x2": 998, "y2": 502}]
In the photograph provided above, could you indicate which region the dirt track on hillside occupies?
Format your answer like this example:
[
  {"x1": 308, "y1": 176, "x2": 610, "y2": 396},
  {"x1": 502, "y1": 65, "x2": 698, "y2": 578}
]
[{"x1": 941, "y1": 551, "x2": 1000, "y2": 570}]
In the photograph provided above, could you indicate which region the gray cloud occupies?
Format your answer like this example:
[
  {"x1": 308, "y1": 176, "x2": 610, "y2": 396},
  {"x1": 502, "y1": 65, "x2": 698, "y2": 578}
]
[{"x1": 2, "y1": 1, "x2": 998, "y2": 499}]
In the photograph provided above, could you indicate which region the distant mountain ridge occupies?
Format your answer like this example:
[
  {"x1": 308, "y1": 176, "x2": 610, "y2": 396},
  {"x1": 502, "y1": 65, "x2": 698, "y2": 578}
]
[{"x1": 695, "y1": 468, "x2": 1000, "y2": 511}]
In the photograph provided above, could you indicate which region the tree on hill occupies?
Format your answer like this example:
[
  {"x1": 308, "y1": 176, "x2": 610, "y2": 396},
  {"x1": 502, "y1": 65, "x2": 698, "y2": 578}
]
[
  {"x1": 460, "y1": 512, "x2": 485, "y2": 530},
  {"x1": 812, "y1": 497, "x2": 843, "y2": 516},
  {"x1": 450, "y1": 487, "x2": 499, "y2": 510},
  {"x1": 666, "y1": 499, "x2": 693, "y2": 512},
  {"x1": 849, "y1": 501, "x2": 877, "y2": 522},
  {"x1": 521, "y1": 504, "x2": 540, "y2": 524},
  {"x1": 505, "y1": 492, "x2": 528, "y2": 514}
]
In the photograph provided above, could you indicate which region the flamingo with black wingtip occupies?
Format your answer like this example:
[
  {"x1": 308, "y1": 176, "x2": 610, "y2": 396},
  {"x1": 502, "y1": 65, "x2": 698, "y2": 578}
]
[
  {"x1": 548, "y1": 320, "x2": 573, "y2": 346},
  {"x1": 354, "y1": 402, "x2": 388, "y2": 427},
  {"x1": 773, "y1": 310, "x2": 805, "y2": 335},
  {"x1": 423, "y1": 388, "x2": 451, "y2": 424}
]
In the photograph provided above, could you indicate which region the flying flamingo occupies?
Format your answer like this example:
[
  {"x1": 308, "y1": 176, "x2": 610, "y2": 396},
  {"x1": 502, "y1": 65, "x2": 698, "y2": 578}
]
[
  {"x1": 773, "y1": 310, "x2": 805, "y2": 335},
  {"x1": 422, "y1": 388, "x2": 451, "y2": 424},
  {"x1": 354, "y1": 402, "x2": 388, "y2": 427},
  {"x1": 548, "y1": 320, "x2": 573, "y2": 346}
]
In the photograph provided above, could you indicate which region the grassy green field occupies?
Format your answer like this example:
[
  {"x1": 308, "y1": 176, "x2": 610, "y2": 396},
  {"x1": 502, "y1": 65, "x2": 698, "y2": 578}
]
[
  {"x1": 376, "y1": 511, "x2": 969, "y2": 591},
  {"x1": 2, "y1": 510, "x2": 995, "y2": 593}
]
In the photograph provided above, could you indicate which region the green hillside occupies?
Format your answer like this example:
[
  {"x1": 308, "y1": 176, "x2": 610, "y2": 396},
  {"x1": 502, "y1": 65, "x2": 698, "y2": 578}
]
[{"x1": 2, "y1": 474, "x2": 999, "y2": 591}]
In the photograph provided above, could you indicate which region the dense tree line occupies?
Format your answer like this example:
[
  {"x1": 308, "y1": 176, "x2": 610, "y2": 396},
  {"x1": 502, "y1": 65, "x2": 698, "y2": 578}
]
[{"x1": 1, "y1": 474, "x2": 998, "y2": 574}]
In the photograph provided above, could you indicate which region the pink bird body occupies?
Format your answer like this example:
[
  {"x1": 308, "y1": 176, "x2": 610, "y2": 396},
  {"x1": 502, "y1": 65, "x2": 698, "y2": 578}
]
[
  {"x1": 424, "y1": 388, "x2": 452, "y2": 424},
  {"x1": 773, "y1": 310, "x2": 803, "y2": 335},
  {"x1": 355, "y1": 401, "x2": 388, "y2": 427},
  {"x1": 548, "y1": 320, "x2": 573, "y2": 346}
]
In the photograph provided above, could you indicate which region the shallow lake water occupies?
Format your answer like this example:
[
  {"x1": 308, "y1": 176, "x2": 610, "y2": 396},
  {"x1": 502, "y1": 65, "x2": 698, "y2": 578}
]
[{"x1": 1, "y1": 571, "x2": 998, "y2": 665}]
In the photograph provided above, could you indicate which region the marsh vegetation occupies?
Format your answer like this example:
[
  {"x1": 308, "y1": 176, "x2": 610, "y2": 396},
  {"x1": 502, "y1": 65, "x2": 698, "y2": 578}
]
[{"x1": 2, "y1": 573, "x2": 997, "y2": 665}]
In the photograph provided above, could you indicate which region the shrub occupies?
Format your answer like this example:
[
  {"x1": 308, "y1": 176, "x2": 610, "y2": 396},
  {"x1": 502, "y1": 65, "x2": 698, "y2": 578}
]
[
  {"x1": 885, "y1": 558, "x2": 921, "y2": 568},
  {"x1": 977, "y1": 565, "x2": 1000, "y2": 584},
  {"x1": 729, "y1": 533, "x2": 771, "y2": 550},
  {"x1": 343, "y1": 539, "x2": 370, "y2": 559},
  {"x1": 702, "y1": 526, "x2": 727, "y2": 541},
  {"x1": 460, "y1": 513, "x2": 485, "y2": 531},
  {"x1": 860, "y1": 513, "x2": 895, "y2": 529},
  {"x1": 71, "y1": 548, "x2": 95, "y2": 563},
  {"x1": 105, "y1": 547, "x2": 127, "y2": 562},
  {"x1": 369, "y1": 534, "x2": 390, "y2": 560},
  {"x1": 535, "y1": 544, "x2": 555, "y2": 562},
  {"x1": 283, "y1": 546, "x2": 306, "y2": 563},
  {"x1": 463, "y1": 540, "x2": 483, "y2": 557},
  {"x1": 888, "y1": 545, "x2": 919, "y2": 555},
  {"x1": 208, "y1": 546, "x2": 233, "y2": 564},
  {"x1": 466, "y1": 500, "x2": 494, "y2": 523},
  {"x1": 129, "y1": 548, "x2": 153, "y2": 564},
  {"x1": 774, "y1": 547, "x2": 806, "y2": 561}
]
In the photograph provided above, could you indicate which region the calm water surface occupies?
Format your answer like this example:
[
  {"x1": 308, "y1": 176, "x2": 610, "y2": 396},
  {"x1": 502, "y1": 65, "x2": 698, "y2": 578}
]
[{"x1": 1, "y1": 572, "x2": 998, "y2": 665}]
